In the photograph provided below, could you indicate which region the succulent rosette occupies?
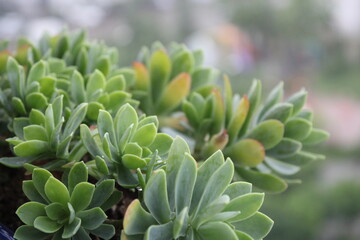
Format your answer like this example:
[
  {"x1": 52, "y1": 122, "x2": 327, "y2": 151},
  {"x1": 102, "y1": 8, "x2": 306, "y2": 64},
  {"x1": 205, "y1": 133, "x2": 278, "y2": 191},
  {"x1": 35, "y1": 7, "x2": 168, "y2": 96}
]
[
  {"x1": 14, "y1": 162, "x2": 121, "y2": 240},
  {"x1": 122, "y1": 137, "x2": 273, "y2": 240}
]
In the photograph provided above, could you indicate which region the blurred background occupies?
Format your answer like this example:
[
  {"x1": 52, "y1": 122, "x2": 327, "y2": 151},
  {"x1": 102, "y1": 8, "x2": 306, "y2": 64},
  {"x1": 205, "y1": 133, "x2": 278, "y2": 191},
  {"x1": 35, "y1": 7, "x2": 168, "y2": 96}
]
[{"x1": 0, "y1": 0, "x2": 359, "y2": 239}]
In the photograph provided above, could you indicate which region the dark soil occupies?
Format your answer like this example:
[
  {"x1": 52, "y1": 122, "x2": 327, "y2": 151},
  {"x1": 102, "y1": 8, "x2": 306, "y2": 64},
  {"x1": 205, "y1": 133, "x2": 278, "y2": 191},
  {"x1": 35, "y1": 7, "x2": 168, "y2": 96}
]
[{"x1": 0, "y1": 164, "x2": 27, "y2": 233}]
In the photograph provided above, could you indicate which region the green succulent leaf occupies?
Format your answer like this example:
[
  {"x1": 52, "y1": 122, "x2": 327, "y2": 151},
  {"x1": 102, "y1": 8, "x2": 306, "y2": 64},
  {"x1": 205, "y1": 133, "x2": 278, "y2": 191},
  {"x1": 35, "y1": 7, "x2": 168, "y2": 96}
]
[
  {"x1": 16, "y1": 202, "x2": 46, "y2": 226},
  {"x1": 67, "y1": 161, "x2": 87, "y2": 190},
  {"x1": 247, "y1": 120, "x2": 284, "y2": 149},
  {"x1": 236, "y1": 167, "x2": 287, "y2": 193},
  {"x1": 62, "y1": 217, "x2": 82, "y2": 238},
  {"x1": 149, "y1": 49, "x2": 171, "y2": 102},
  {"x1": 77, "y1": 207, "x2": 107, "y2": 230},
  {"x1": 284, "y1": 118, "x2": 312, "y2": 141},
  {"x1": 144, "y1": 169, "x2": 172, "y2": 223},
  {"x1": 45, "y1": 176, "x2": 70, "y2": 205},
  {"x1": 34, "y1": 216, "x2": 62, "y2": 233},
  {"x1": 70, "y1": 182, "x2": 95, "y2": 212},
  {"x1": 232, "y1": 212, "x2": 274, "y2": 240},
  {"x1": 198, "y1": 221, "x2": 238, "y2": 240},
  {"x1": 14, "y1": 140, "x2": 49, "y2": 157},
  {"x1": 14, "y1": 226, "x2": 49, "y2": 240}
]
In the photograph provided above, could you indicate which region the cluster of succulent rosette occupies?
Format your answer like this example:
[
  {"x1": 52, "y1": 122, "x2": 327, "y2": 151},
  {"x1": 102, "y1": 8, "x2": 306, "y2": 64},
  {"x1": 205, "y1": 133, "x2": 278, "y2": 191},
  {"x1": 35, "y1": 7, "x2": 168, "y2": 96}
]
[{"x1": 0, "y1": 31, "x2": 328, "y2": 239}]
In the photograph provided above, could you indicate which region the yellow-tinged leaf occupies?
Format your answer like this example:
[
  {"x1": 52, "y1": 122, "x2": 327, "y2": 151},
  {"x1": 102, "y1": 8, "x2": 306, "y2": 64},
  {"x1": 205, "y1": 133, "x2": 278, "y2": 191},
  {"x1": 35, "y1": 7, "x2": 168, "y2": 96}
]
[
  {"x1": 156, "y1": 73, "x2": 191, "y2": 114},
  {"x1": 227, "y1": 139, "x2": 265, "y2": 167},
  {"x1": 228, "y1": 96, "x2": 249, "y2": 143},
  {"x1": 133, "y1": 62, "x2": 149, "y2": 91},
  {"x1": 211, "y1": 88, "x2": 225, "y2": 134},
  {"x1": 224, "y1": 75, "x2": 233, "y2": 124}
]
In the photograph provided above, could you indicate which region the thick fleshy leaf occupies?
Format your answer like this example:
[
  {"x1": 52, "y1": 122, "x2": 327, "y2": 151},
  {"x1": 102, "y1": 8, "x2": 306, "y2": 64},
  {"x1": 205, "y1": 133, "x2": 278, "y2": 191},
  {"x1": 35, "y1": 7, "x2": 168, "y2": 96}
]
[
  {"x1": 73, "y1": 227, "x2": 91, "y2": 240},
  {"x1": 189, "y1": 150, "x2": 224, "y2": 214},
  {"x1": 224, "y1": 182, "x2": 252, "y2": 200},
  {"x1": 175, "y1": 153, "x2": 197, "y2": 214},
  {"x1": 29, "y1": 109, "x2": 46, "y2": 125},
  {"x1": 302, "y1": 128, "x2": 329, "y2": 145},
  {"x1": 182, "y1": 100, "x2": 200, "y2": 128},
  {"x1": 106, "y1": 75, "x2": 126, "y2": 93},
  {"x1": 45, "y1": 202, "x2": 67, "y2": 220},
  {"x1": 236, "y1": 167, "x2": 287, "y2": 193},
  {"x1": 156, "y1": 73, "x2": 191, "y2": 114},
  {"x1": 96, "y1": 57, "x2": 110, "y2": 76},
  {"x1": 166, "y1": 137, "x2": 190, "y2": 210},
  {"x1": 258, "y1": 82, "x2": 283, "y2": 119},
  {"x1": 88, "y1": 179, "x2": 115, "y2": 208},
  {"x1": 122, "y1": 154, "x2": 147, "y2": 170},
  {"x1": 148, "y1": 133, "x2": 173, "y2": 156},
  {"x1": 70, "y1": 182, "x2": 95, "y2": 212},
  {"x1": 39, "y1": 77, "x2": 56, "y2": 97},
  {"x1": 86, "y1": 102, "x2": 104, "y2": 121},
  {"x1": 68, "y1": 161, "x2": 88, "y2": 194},
  {"x1": 226, "y1": 139, "x2": 264, "y2": 167},
  {"x1": 26, "y1": 92, "x2": 48, "y2": 110},
  {"x1": 267, "y1": 138, "x2": 302, "y2": 158},
  {"x1": 77, "y1": 207, "x2": 107, "y2": 230},
  {"x1": 86, "y1": 70, "x2": 106, "y2": 99},
  {"x1": 97, "y1": 110, "x2": 116, "y2": 142},
  {"x1": 132, "y1": 123, "x2": 157, "y2": 146},
  {"x1": 45, "y1": 176, "x2": 70, "y2": 205},
  {"x1": 22, "y1": 180, "x2": 46, "y2": 203},
  {"x1": 34, "y1": 216, "x2": 62, "y2": 233},
  {"x1": 80, "y1": 124, "x2": 104, "y2": 158},
  {"x1": 265, "y1": 157, "x2": 300, "y2": 175},
  {"x1": 124, "y1": 143, "x2": 142, "y2": 156},
  {"x1": 144, "y1": 169, "x2": 171, "y2": 223},
  {"x1": 173, "y1": 207, "x2": 188, "y2": 239},
  {"x1": 32, "y1": 168, "x2": 52, "y2": 201},
  {"x1": 133, "y1": 62, "x2": 149, "y2": 91},
  {"x1": 62, "y1": 217, "x2": 81, "y2": 238},
  {"x1": 12, "y1": 97, "x2": 27, "y2": 115},
  {"x1": 14, "y1": 225, "x2": 49, "y2": 240},
  {"x1": 90, "y1": 224, "x2": 115, "y2": 240},
  {"x1": 198, "y1": 221, "x2": 238, "y2": 240},
  {"x1": 23, "y1": 125, "x2": 47, "y2": 141},
  {"x1": 224, "y1": 193, "x2": 264, "y2": 221},
  {"x1": 149, "y1": 49, "x2": 171, "y2": 102},
  {"x1": 280, "y1": 151, "x2": 317, "y2": 166},
  {"x1": 99, "y1": 189, "x2": 122, "y2": 211},
  {"x1": 287, "y1": 89, "x2": 307, "y2": 116},
  {"x1": 285, "y1": 118, "x2": 312, "y2": 141},
  {"x1": 16, "y1": 202, "x2": 46, "y2": 225},
  {"x1": 14, "y1": 140, "x2": 49, "y2": 157},
  {"x1": 261, "y1": 103, "x2": 293, "y2": 123},
  {"x1": 114, "y1": 104, "x2": 138, "y2": 144},
  {"x1": 247, "y1": 120, "x2": 284, "y2": 149},
  {"x1": 224, "y1": 75, "x2": 233, "y2": 125},
  {"x1": 144, "y1": 222, "x2": 173, "y2": 240},
  {"x1": 192, "y1": 159, "x2": 234, "y2": 221},
  {"x1": 123, "y1": 200, "x2": 157, "y2": 235},
  {"x1": 239, "y1": 80, "x2": 261, "y2": 137},
  {"x1": 232, "y1": 212, "x2": 274, "y2": 240},
  {"x1": 62, "y1": 103, "x2": 88, "y2": 140},
  {"x1": 170, "y1": 50, "x2": 194, "y2": 78},
  {"x1": 70, "y1": 71, "x2": 86, "y2": 104},
  {"x1": 228, "y1": 96, "x2": 249, "y2": 143}
]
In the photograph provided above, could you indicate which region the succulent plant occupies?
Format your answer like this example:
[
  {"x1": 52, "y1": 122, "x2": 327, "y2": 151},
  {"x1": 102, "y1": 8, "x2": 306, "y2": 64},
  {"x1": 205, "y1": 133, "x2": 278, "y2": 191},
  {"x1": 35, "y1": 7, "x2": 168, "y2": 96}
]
[
  {"x1": 182, "y1": 78, "x2": 329, "y2": 192},
  {"x1": 0, "y1": 30, "x2": 118, "y2": 77},
  {"x1": 0, "y1": 95, "x2": 88, "y2": 169},
  {"x1": 130, "y1": 42, "x2": 219, "y2": 119},
  {"x1": 122, "y1": 137, "x2": 273, "y2": 240},
  {"x1": 80, "y1": 103, "x2": 173, "y2": 187},
  {"x1": 14, "y1": 161, "x2": 121, "y2": 240},
  {"x1": 0, "y1": 32, "x2": 135, "y2": 125}
]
